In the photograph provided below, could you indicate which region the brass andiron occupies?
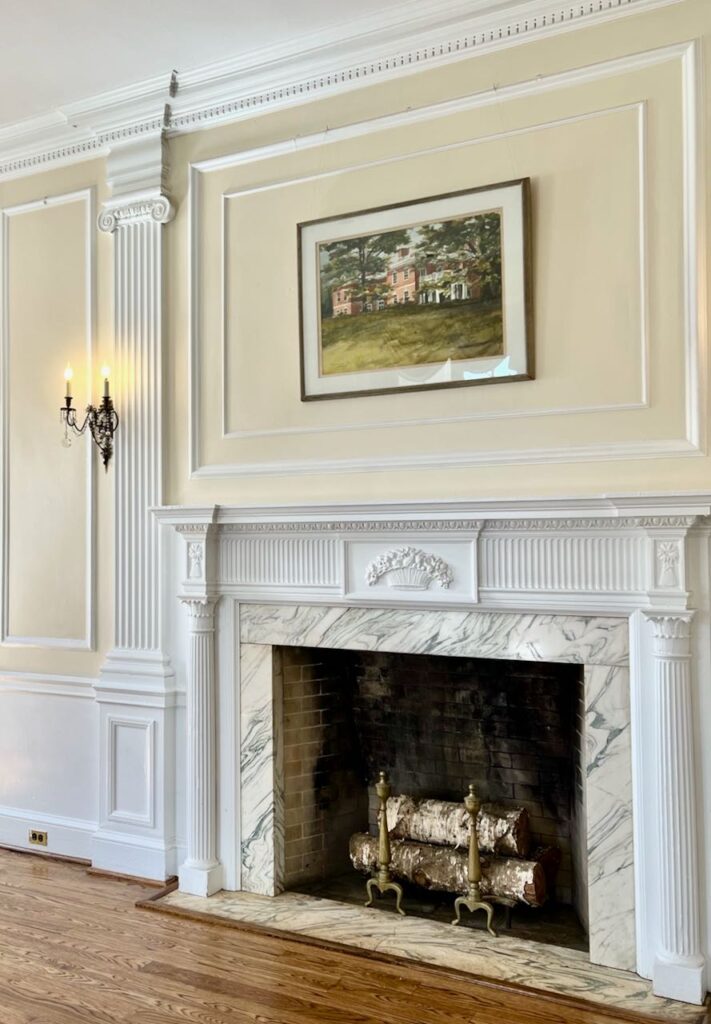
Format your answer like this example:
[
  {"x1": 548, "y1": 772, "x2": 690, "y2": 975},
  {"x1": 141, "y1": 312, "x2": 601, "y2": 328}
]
[
  {"x1": 452, "y1": 784, "x2": 497, "y2": 936},
  {"x1": 365, "y1": 771, "x2": 405, "y2": 916}
]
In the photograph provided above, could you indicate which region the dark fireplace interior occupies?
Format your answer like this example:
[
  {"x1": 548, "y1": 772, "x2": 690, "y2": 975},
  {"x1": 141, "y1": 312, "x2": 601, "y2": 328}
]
[{"x1": 280, "y1": 645, "x2": 588, "y2": 950}]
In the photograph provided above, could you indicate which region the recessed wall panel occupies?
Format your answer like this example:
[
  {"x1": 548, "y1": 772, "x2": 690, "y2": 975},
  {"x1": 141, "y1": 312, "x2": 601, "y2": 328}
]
[{"x1": 4, "y1": 194, "x2": 92, "y2": 645}]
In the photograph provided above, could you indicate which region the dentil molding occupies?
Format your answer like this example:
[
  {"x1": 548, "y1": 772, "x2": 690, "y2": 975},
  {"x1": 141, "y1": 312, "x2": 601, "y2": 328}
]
[{"x1": 0, "y1": 0, "x2": 681, "y2": 181}]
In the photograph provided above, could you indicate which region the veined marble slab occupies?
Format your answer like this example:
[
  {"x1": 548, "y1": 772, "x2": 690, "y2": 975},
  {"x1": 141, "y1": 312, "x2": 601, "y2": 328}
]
[
  {"x1": 239, "y1": 604, "x2": 628, "y2": 666},
  {"x1": 153, "y1": 889, "x2": 707, "y2": 1023},
  {"x1": 236, "y1": 602, "x2": 635, "y2": 971},
  {"x1": 584, "y1": 664, "x2": 635, "y2": 971},
  {"x1": 240, "y1": 643, "x2": 284, "y2": 895}
]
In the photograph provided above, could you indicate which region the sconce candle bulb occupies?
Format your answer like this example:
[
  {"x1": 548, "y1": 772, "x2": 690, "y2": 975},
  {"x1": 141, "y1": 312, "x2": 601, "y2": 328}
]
[{"x1": 60, "y1": 362, "x2": 119, "y2": 471}]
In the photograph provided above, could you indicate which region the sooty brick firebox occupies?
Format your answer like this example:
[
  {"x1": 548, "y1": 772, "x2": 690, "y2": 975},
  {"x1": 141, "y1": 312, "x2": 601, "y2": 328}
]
[{"x1": 281, "y1": 646, "x2": 586, "y2": 918}]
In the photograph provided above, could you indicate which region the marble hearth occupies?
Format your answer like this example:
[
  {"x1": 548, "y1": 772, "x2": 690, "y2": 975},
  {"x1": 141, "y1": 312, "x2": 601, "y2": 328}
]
[{"x1": 156, "y1": 496, "x2": 711, "y2": 1005}]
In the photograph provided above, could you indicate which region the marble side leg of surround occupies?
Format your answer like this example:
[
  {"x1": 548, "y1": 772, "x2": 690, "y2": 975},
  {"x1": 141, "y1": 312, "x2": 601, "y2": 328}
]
[
  {"x1": 648, "y1": 613, "x2": 706, "y2": 1004},
  {"x1": 239, "y1": 643, "x2": 284, "y2": 896},
  {"x1": 179, "y1": 598, "x2": 223, "y2": 897},
  {"x1": 584, "y1": 664, "x2": 636, "y2": 972}
]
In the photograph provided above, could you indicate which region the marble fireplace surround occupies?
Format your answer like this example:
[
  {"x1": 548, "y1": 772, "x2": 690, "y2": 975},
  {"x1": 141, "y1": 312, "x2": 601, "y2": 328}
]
[
  {"x1": 238, "y1": 604, "x2": 633, "y2": 973},
  {"x1": 156, "y1": 495, "x2": 711, "y2": 1005}
]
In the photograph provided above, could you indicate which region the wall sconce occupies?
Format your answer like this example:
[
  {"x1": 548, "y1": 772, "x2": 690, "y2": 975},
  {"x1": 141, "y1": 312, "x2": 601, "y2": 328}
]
[{"x1": 61, "y1": 364, "x2": 119, "y2": 470}]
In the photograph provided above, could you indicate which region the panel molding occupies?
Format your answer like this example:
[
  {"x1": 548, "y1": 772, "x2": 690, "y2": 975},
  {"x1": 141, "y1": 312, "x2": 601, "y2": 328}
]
[
  {"x1": 106, "y1": 716, "x2": 155, "y2": 828},
  {"x1": 0, "y1": 0, "x2": 681, "y2": 183},
  {"x1": 0, "y1": 670, "x2": 96, "y2": 700},
  {"x1": 189, "y1": 41, "x2": 703, "y2": 478},
  {"x1": 0, "y1": 187, "x2": 96, "y2": 649},
  {"x1": 219, "y1": 103, "x2": 648, "y2": 442}
]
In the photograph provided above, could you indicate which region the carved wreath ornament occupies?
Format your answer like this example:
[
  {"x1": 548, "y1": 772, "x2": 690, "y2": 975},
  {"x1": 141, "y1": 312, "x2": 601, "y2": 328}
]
[{"x1": 366, "y1": 546, "x2": 453, "y2": 592}]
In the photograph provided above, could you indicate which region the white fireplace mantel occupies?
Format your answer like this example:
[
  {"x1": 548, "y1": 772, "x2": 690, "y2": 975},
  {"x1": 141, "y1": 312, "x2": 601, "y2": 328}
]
[{"x1": 155, "y1": 494, "x2": 711, "y2": 1005}]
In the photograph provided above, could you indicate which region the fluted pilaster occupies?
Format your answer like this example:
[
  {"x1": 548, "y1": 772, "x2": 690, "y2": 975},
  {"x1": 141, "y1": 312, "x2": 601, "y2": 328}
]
[
  {"x1": 91, "y1": 138, "x2": 178, "y2": 881},
  {"x1": 179, "y1": 597, "x2": 223, "y2": 896},
  {"x1": 648, "y1": 613, "x2": 705, "y2": 1003},
  {"x1": 99, "y1": 196, "x2": 174, "y2": 664}
]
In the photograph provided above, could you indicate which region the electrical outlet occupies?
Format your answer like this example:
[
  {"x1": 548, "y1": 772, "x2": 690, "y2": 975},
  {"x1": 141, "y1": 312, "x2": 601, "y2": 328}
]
[{"x1": 29, "y1": 829, "x2": 47, "y2": 847}]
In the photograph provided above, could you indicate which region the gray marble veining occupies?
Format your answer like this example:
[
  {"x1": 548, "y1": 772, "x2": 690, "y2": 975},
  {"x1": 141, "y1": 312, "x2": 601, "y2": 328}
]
[
  {"x1": 154, "y1": 889, "x2": 705, "y2": 1024},
  {"x1": 239, "y1": 643, "x2": 284, "y2": 896},
  {"x1": 240, "y1": 604, "x2": 628, "y2": 666},
  {"x1": 236, "y1": 602, "x2": 635, "y2": 972}
]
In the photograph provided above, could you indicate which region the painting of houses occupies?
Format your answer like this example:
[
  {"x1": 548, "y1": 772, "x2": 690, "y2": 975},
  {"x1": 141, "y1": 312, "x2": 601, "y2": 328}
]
[
  {"x1": 299, "y1": 179, "x2": 532, "y2": 400},
  {"x1": 317, "y1": 210, "x2": 503, "y2": 380}
]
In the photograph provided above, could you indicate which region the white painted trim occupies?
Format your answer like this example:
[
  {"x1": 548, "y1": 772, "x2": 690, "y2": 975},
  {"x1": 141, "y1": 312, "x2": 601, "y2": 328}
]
[
  {"x1": 628, "y1": 609, "x2": 653, "y2": 979},
  {"x1": 0, "y1": 188, "x2": 96, "y2": 649},
  {"x1": 90, "y1": 828, "x2": 178, "y2": 881},
  {"x1": 154, "y1": 492, "x2": 711, "y2": 524},
  {"x1": 0, "y1": 670, "x2": 96, "y2": 700},
  {"x1": 106, "y1": 717, "x2": 156, "y2": 828},
  {"x1": 188, "y1": 41, "x2": 701, "y2": 478},
  {"x1": 0, "y1": 804, "x2": 96, "y2": 861},
  {"x1": 191, "y1": 439, "x2": 700, "y2": 479},
  {"x1": 682, "y1": 40, "x2": 706, "y2": 451},
  {"x1": 0, "y1": 0, "x2": 682, "y2": 182}
]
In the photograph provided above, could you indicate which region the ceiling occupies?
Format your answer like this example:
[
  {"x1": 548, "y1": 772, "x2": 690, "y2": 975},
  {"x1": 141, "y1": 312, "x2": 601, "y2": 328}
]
[{"x1": 0, "y1": 0, "x2": 504, "y2": 132}]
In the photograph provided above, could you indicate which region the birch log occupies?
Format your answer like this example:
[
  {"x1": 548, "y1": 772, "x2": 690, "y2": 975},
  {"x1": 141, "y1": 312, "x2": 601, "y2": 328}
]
[
  {"x1": 386, "y1": 795, "x2": 531, "y2": 858},
  {"x1": 350, "y1": 833, "x2": 552, "y2": 907}
]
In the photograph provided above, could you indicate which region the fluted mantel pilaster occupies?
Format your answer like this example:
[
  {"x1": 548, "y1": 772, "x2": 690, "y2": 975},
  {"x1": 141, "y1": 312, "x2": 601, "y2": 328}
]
[
  {"x1": 646, "y1": 611, "x2": 705, "y2": 1003},
  {"x1": 179, "y1": 595, "x2": 222, "y2": 896}
]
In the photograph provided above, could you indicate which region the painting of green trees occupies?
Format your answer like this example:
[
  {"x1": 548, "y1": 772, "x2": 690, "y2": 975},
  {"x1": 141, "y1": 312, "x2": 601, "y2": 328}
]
[{"x1": 317, "y1": 209, "x2": 504, "y2": 375}]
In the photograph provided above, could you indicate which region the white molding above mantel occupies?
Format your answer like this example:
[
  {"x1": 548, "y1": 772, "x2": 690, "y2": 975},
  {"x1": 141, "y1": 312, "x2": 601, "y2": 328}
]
[
  {"x1": 0, "y1": 0, "x2": 681, "y2": 182},
  {"x1": 154, "y1": 493, "x2": 711, "y2": 525},
  {"x1": 154, "y1": 493, "x2": 711, "y2": 616}
]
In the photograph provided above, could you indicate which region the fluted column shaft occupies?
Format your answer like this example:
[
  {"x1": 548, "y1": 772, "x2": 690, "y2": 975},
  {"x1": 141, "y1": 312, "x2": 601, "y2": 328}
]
[
  {"x1": 649, "y1": 614, "x2": 705, "y2": 1003},
  {"x1": 98, "y1": 198, "x2": 173, "y2": 662},
  {"x1": 179, "y1": 597, "x2": 223, "y2": 896}
]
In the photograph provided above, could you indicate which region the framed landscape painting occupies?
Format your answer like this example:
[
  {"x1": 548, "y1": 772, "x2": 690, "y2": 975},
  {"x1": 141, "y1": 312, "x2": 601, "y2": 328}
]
[{"x1": 298, "y1": 178, "x2": 533, "y2": 401}]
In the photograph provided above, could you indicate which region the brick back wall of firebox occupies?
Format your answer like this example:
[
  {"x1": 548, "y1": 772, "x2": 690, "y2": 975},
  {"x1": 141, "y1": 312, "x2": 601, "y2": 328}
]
[
  {"x1": 280, "y1": 647, "x2": 583, "y2": 905},
  {"x1": 353, "y1": 651, "x2": 582, "y2": 904}
]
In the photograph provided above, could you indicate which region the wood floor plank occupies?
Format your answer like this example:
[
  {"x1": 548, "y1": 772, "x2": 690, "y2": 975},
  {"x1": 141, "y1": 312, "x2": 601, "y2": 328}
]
[{"x1": 0, "y1": 848, "x2": 706, "y2": 1024}]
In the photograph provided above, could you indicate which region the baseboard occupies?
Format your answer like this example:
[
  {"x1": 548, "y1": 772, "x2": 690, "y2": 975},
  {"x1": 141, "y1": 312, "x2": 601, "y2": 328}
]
[
  {"x1": 0, "y1": 804, "x2": 96, "y2": 861},
  {"x1": 90, "y1": 828, "x2": 179, "y2": 882}
]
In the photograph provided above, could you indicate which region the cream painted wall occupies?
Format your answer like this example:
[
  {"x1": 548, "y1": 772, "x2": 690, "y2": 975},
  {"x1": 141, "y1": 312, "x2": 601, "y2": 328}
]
[
  {"x1": 0, "y1": 157, "x2": 112, "y2": 677},
  {"x1": 0, "y1": 159, "x2": 112, "y2": 841},
  {"x1": 165, "y1": 0, "x2": 711, "y2": 505}
]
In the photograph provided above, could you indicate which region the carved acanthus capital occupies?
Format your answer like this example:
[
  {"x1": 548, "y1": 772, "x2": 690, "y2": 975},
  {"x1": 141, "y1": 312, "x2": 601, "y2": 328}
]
[
  {"x1": 181, "y1": 596, "x2": 218, "y2": 632},
  {"x1": 646, "y1": 612, "x2": 694, "y2": 658}
]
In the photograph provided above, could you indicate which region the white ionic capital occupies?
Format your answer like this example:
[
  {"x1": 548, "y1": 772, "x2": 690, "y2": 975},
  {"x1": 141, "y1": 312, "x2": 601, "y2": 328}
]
[
  {"x1": 97, "y1": 195, "x2": 174, "y2": 232},
  {"x1": 646, "y1": 612, "x2": 706, "y2": 1003},
  {"x1": 179, "y1": 596, "x2": 223, "y2": 897}
]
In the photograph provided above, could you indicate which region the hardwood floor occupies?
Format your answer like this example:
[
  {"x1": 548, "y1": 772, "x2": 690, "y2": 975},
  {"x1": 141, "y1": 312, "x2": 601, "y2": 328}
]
[{"x1": 0, "y1": 848, "x2": 703, "y2": 1024}]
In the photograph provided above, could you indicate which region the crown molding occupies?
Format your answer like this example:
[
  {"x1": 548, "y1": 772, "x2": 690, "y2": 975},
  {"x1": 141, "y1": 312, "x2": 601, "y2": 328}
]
[{"x1": 0, "y1": 0, "x2": 681, "y2": 183}]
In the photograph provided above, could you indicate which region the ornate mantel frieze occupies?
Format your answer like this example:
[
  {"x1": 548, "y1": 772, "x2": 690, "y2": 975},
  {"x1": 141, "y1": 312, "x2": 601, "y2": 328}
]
[{"x1": 154, "y1": 500, "x2": 711, "y2": 616}]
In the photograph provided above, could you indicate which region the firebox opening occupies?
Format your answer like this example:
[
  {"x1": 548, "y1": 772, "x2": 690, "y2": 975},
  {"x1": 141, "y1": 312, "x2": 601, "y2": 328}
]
[{"x1": 280, "y1": 646, "x2": 588, "y2": 952}]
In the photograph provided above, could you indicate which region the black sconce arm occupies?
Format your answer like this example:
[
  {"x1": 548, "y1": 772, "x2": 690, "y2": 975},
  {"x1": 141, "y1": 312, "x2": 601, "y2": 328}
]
[{"x1": 61, "y1": 394, "x2": 119, "y2": 470}]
